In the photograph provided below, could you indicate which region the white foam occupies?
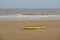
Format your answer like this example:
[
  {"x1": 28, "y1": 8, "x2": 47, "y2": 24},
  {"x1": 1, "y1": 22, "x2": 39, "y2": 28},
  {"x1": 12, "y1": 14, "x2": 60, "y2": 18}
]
[
  {"x1": 0, "y1": 14, "x2": 60, "y2": 18},
  {"x1": 0, "y1": 14, "x2": 60, "y2": 21}
]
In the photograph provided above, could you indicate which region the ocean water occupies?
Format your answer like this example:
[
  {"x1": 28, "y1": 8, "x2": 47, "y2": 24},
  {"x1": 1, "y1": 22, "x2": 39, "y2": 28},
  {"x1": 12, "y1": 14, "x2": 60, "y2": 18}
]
[
  {"x1": 0, "y1": 8, "x2": 60, "y2": 15},
  {"x1": 0, "y1": 8, "x2": 60, "y2": 21}
]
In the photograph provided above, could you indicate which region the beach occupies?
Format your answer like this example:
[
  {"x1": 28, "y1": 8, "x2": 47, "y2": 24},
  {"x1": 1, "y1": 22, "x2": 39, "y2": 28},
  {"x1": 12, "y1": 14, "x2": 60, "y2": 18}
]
[
  {"x1": 0, "y1": 9, "x2": 60, "y2": 40},
  {"x1": 0, "y1": 20, "x2": 60, "y2": 40}
]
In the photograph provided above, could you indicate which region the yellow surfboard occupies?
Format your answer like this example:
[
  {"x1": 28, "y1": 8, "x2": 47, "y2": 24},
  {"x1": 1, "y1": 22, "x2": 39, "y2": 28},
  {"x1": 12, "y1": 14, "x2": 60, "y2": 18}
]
[{"x1": 23, "y1": 25, "x2": 46, "y2": 29}]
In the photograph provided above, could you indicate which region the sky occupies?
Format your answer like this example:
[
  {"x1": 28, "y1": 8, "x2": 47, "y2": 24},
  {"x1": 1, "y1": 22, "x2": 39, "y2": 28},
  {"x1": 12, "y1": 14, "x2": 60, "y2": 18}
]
[{"x1": 0, "y1": 0, "x2": 60, "y2": 8}]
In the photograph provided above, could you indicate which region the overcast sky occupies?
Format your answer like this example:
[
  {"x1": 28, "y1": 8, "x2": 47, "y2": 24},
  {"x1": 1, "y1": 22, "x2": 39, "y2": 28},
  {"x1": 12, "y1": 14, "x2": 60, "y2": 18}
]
[{"x1": 0, "y1": 0, "x2": 60, "y2": 8}]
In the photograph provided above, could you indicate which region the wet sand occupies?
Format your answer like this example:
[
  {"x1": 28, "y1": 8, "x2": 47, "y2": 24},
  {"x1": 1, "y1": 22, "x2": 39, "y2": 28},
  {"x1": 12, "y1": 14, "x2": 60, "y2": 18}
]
[{"x1": 0, "y1": 20, "x2": 60, "y2": 40}]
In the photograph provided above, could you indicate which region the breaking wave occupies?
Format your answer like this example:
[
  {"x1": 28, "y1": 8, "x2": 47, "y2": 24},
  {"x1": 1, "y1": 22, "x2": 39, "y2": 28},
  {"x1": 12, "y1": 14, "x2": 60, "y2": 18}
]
[
  {"x1": 0, "y1": 14, "x2": 60, "y2": 21},
  {"x1": 0, "y1": 14, "x2": 60, "y2": 18}
]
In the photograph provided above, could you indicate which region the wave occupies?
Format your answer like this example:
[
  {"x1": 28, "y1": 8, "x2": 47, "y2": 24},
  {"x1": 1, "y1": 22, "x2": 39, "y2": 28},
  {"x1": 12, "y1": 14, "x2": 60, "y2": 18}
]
[
  {"x1": 0, "y1": 14, "x2": 60, "y2": 21},
  {"x1": 0, "y1": 14, "x2": 60, "y2": 18}
]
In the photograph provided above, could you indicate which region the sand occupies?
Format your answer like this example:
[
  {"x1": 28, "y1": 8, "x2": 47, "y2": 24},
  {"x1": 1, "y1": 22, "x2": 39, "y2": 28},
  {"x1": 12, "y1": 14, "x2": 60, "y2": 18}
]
[{"x1": 0, "y1": 20, "x2": 60, "y2": 40}]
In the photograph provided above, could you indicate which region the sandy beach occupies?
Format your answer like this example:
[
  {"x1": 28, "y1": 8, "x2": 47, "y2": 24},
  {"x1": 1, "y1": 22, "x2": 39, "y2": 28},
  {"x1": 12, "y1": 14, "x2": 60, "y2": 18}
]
[
  {"x1": 0, "y1": 20, "x2": 60, "y2": 40},
  {"x1": 0, "y1": 8, "x2": 60, "y2": 40}
]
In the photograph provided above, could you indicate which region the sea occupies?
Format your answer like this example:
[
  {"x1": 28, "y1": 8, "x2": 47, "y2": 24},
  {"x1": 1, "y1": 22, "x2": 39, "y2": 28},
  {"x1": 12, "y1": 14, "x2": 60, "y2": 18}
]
[{"x1": 0, "y1": 8, "x2": 60, "y2": 21}]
